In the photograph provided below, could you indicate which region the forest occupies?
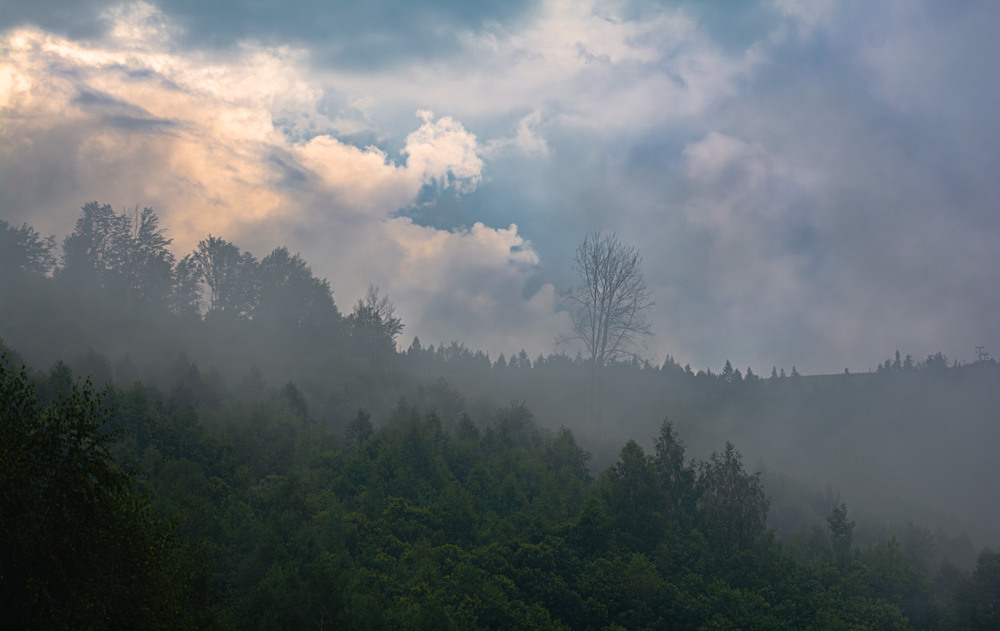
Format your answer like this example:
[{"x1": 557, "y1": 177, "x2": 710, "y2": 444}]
[{"x1": 1, "y1": 205, "x2": 999, "y2": 630}]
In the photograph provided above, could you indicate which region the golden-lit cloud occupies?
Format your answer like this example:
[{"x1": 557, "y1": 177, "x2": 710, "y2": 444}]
[
  {"x1": 0, "y1": 4, "x2": 491, "y2": 248},
  {"x1": 3, "y1": 0, "x2": 996, "y2": 371},
  {"x1": 0, "y1": 1, "x2": 565, "y2": 358}
]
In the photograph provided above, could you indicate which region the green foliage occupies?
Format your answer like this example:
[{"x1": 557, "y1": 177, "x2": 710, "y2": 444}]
[
  {"x1": 2, "y1": 206, "x2": 997, "y2": 629},
  {"x1": 828, "y1": 502, "x2": 856, "y2": 567},
  {"x1": 695, "y1": 442, "x2": 770, "y2": 553},
  {"x1": 2, "y1": 344, "x2": 992, "y2": 629},
  {"x1": 0, "y1": 355, "x2": 210, "y2": 629},
  {"x1": 958, "y1": 548, "x2": 1000, "y2": 630}
]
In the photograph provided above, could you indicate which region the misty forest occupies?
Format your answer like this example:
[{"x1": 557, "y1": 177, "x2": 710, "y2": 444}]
[{"x1": 1, "y1": 205, "x2": 998, "y2": 630}]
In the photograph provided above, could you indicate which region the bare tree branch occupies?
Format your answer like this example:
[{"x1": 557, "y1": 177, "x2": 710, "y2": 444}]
[{"x1": 560, "y1": 231, "x2": 654, "y2": 367}]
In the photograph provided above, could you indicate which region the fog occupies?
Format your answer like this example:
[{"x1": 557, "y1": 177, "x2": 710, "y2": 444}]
[
  {"x1": 3, "y1": 205, "x2": 998, "y2": 556},
  {"x1": 2, "y1": 0, "x2": 998, "y2": 373},
  {"x1": 3, "y1": 3, "x2": 1000, "y2": 626}
]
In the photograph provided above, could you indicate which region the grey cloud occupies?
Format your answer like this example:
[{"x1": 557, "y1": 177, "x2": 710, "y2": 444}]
[
  {"x1": 3, "y1": 0, "x2": 997, "y2": 374},
  {"x1": 2, "y1": 0, "x2": 536, "y2": 69},
  {"x1": 72, "y1": 88, "x2": 178, "y2": 132},
  {"x1": 156, "y1": 0, "x2": 536, "y2": 69},
  {"x1": 0, "y1": 0, "x2": 109, "y2": 39},
  {"x1": 266, "y1": 153, "x2": 312, "y2": 189}
]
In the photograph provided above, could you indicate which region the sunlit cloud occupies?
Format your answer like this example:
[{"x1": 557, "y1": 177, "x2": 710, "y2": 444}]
[
  {"x1": 0, "y1": 2, "x2": 566, "y2": 358},
  {"x1": 1, "y1": 0, "x2": 997, "y2": 371}
]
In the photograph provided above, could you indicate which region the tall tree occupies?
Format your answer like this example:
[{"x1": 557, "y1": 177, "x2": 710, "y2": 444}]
[
  {"x1": 60, "y1": 203, "x2": 175, "y2": 306},
  {"x1": 60, "y1": 201, "x2": 119, "y2": 286},
  {"x1": 0, "y1": 220, "x2": 56, "y2": 275},
  {"x1": 0, "y1": 355, "x2": 208, "y2": 628},
  {"x1": 561, "y1": 231, "x2": 653, "y2": 422},
  {"x1": 653, "y1": 419, "x2": 695, "y2": 525},
  {"x1": 114, "y1": 206, "x2": 175, "y2": 305},
  {"x1": 170, "y1": 253, "x2": 203, "y2": 317},
  {"x1": 192, "y1": 235, "x2": 258, "y2": 318},
  {"x1": 602, "y1": 439, "x2": 662, "y2": 550},
  {"x1": 828, "y1": 502, "x2": 856, "y2": 567},
  {"x1": 257, "y1": 246, "x2": 339, "y2": 330},
  {"x1": 695, "y1": 442, "x2": 769, "y2": 553},
  {"x1": 347, "y1": 284, "x2": 403, "y2": 368}
]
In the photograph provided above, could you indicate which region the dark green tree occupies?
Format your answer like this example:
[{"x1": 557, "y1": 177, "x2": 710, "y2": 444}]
[
  {"x1": 695, "y1": 442, "x2": 769, "y2": 553},
  {"x1": 60, "y1": 203, "x2": 175, "y2": 306},
  {"x1": 602, "y1": 440, "x2": 662, "y2": 550},
  {"x1": 959, "y1": 549, "x2": 1000, "y2": 630},
  {"x1": 0, "y1": 355, "x2": 209, "y2": 629},
  {"x1": 828, "y1": 502, "x2": 856, "y2": 567},
  {"x1": 652, "y1": 419, "x2": 695, "y2": 526}
]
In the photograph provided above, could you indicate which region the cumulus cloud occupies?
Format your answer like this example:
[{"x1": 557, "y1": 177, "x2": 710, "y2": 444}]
[
  {"x1": 403, "y1": 111, "x2": 484, "y2": 193},
  {"x1": 379, "y1": 219, "x2": 568, "y2": 354},
  {"x1": 2, "y1": 0, "x2": 998, "y2": 372},
  {"x1": 0, "y1": 1, "x2": 568, "y2": 358}
]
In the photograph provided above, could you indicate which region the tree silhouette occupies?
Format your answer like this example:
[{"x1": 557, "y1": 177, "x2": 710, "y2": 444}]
[
  {"x1": 60, "y1": 203, "x2": 176, "y2": 305},
  {"x1": 0, "y1": 355, "x2": 206, "y2": 627},
  {"x1": 347, "y1": 284, "x2": 404, "y2": 368},
  {"x1": 192, "y1": 235, "x2": 258, "y2": 318},
  {"x1": 257, "y1": 246, "x2": 339, "y2": 330},
  {"x1": 0, "y1": 220, "x2": 56, "y2": 275},
  {"x1": 561, "y1": 231, "x2": 653, "y2": 423}
]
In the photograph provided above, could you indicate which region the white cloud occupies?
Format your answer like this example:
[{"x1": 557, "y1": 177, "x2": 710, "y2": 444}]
[
  {"x1": 484, "y1": 111, "x2": 550, "y2": 158},
  {"x1": 402, "y1": 111, "x2": 483, "y2": 193},
  {"x1": 0, "y1": 2, "x2": 569, "y2": 356},
  {"x1": 314, "y1": 0, "x2": 761, "y2": 137},
  {"x1": 100, "y1": 0, "x2": 176, "y2": 47},
  {"x1": 4, "y1": 0, "x2": 997, "y2": 373},
  {"x1": 380, "y1": 219, "x2": 568, "y2": 355}
]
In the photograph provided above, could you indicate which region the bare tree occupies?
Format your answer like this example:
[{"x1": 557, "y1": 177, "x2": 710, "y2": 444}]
[
  {"x1": 561, "y1": 232, "x2": 653, "y2": 422},
  {"x1": 562, "y1": 231, "x2": 653, "y2": 366}
]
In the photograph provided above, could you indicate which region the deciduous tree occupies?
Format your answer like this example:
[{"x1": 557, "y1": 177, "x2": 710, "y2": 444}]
[
  {"x1": 561, "y1": 231, "x2": 653, "y2": 422},
  {"x1": 0, "y1": 355, "x2": 207, "y2": 628},
  {"x1": 0, "y1": 219, "x2": 56, "y2": 275},
  {"x1": 192, "y1": 235, "x2": 258, "y2": 318},
  {"x1": 348, "y1": 284, "x2": 403, "y2": 368}
]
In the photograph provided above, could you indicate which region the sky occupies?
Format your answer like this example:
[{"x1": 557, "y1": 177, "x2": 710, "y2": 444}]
[{"x1": 1, "y1": 0, "x2": 998, "y2": 374}]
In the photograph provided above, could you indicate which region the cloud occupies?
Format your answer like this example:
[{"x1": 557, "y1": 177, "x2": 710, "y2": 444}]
[
  {"x1": 403, "y1": 110, "x2": 483, "y2": 194},
  {"x1": 2, "y1": 0, "x2": 998, "y2": 373},
  {"x1": 0, "y1": 5, "x2": 486, "y2": 237},
  {"x1": 483, "y1": 111, "x2": 550, "y2": 158},
  {"x1": 381, "y1": 219, "x2": 568, "y2": 354},
  {"x1": 0, "y1": 2, "x2": 569, "y2": 359}
]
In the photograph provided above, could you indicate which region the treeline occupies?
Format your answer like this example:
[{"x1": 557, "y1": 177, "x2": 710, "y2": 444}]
[
  {"x1": 2, "y1": 205, "x2": 975, "y2": 386},
  {"x1": 3, "y1": 204, "x2": 999, "y2": 549},
  {"x1": 3, "y1": 205, "x2": 988, "y2": 436},
  {"x1": 3, "y1": 352, "x2": 999, "y2": 629}
]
